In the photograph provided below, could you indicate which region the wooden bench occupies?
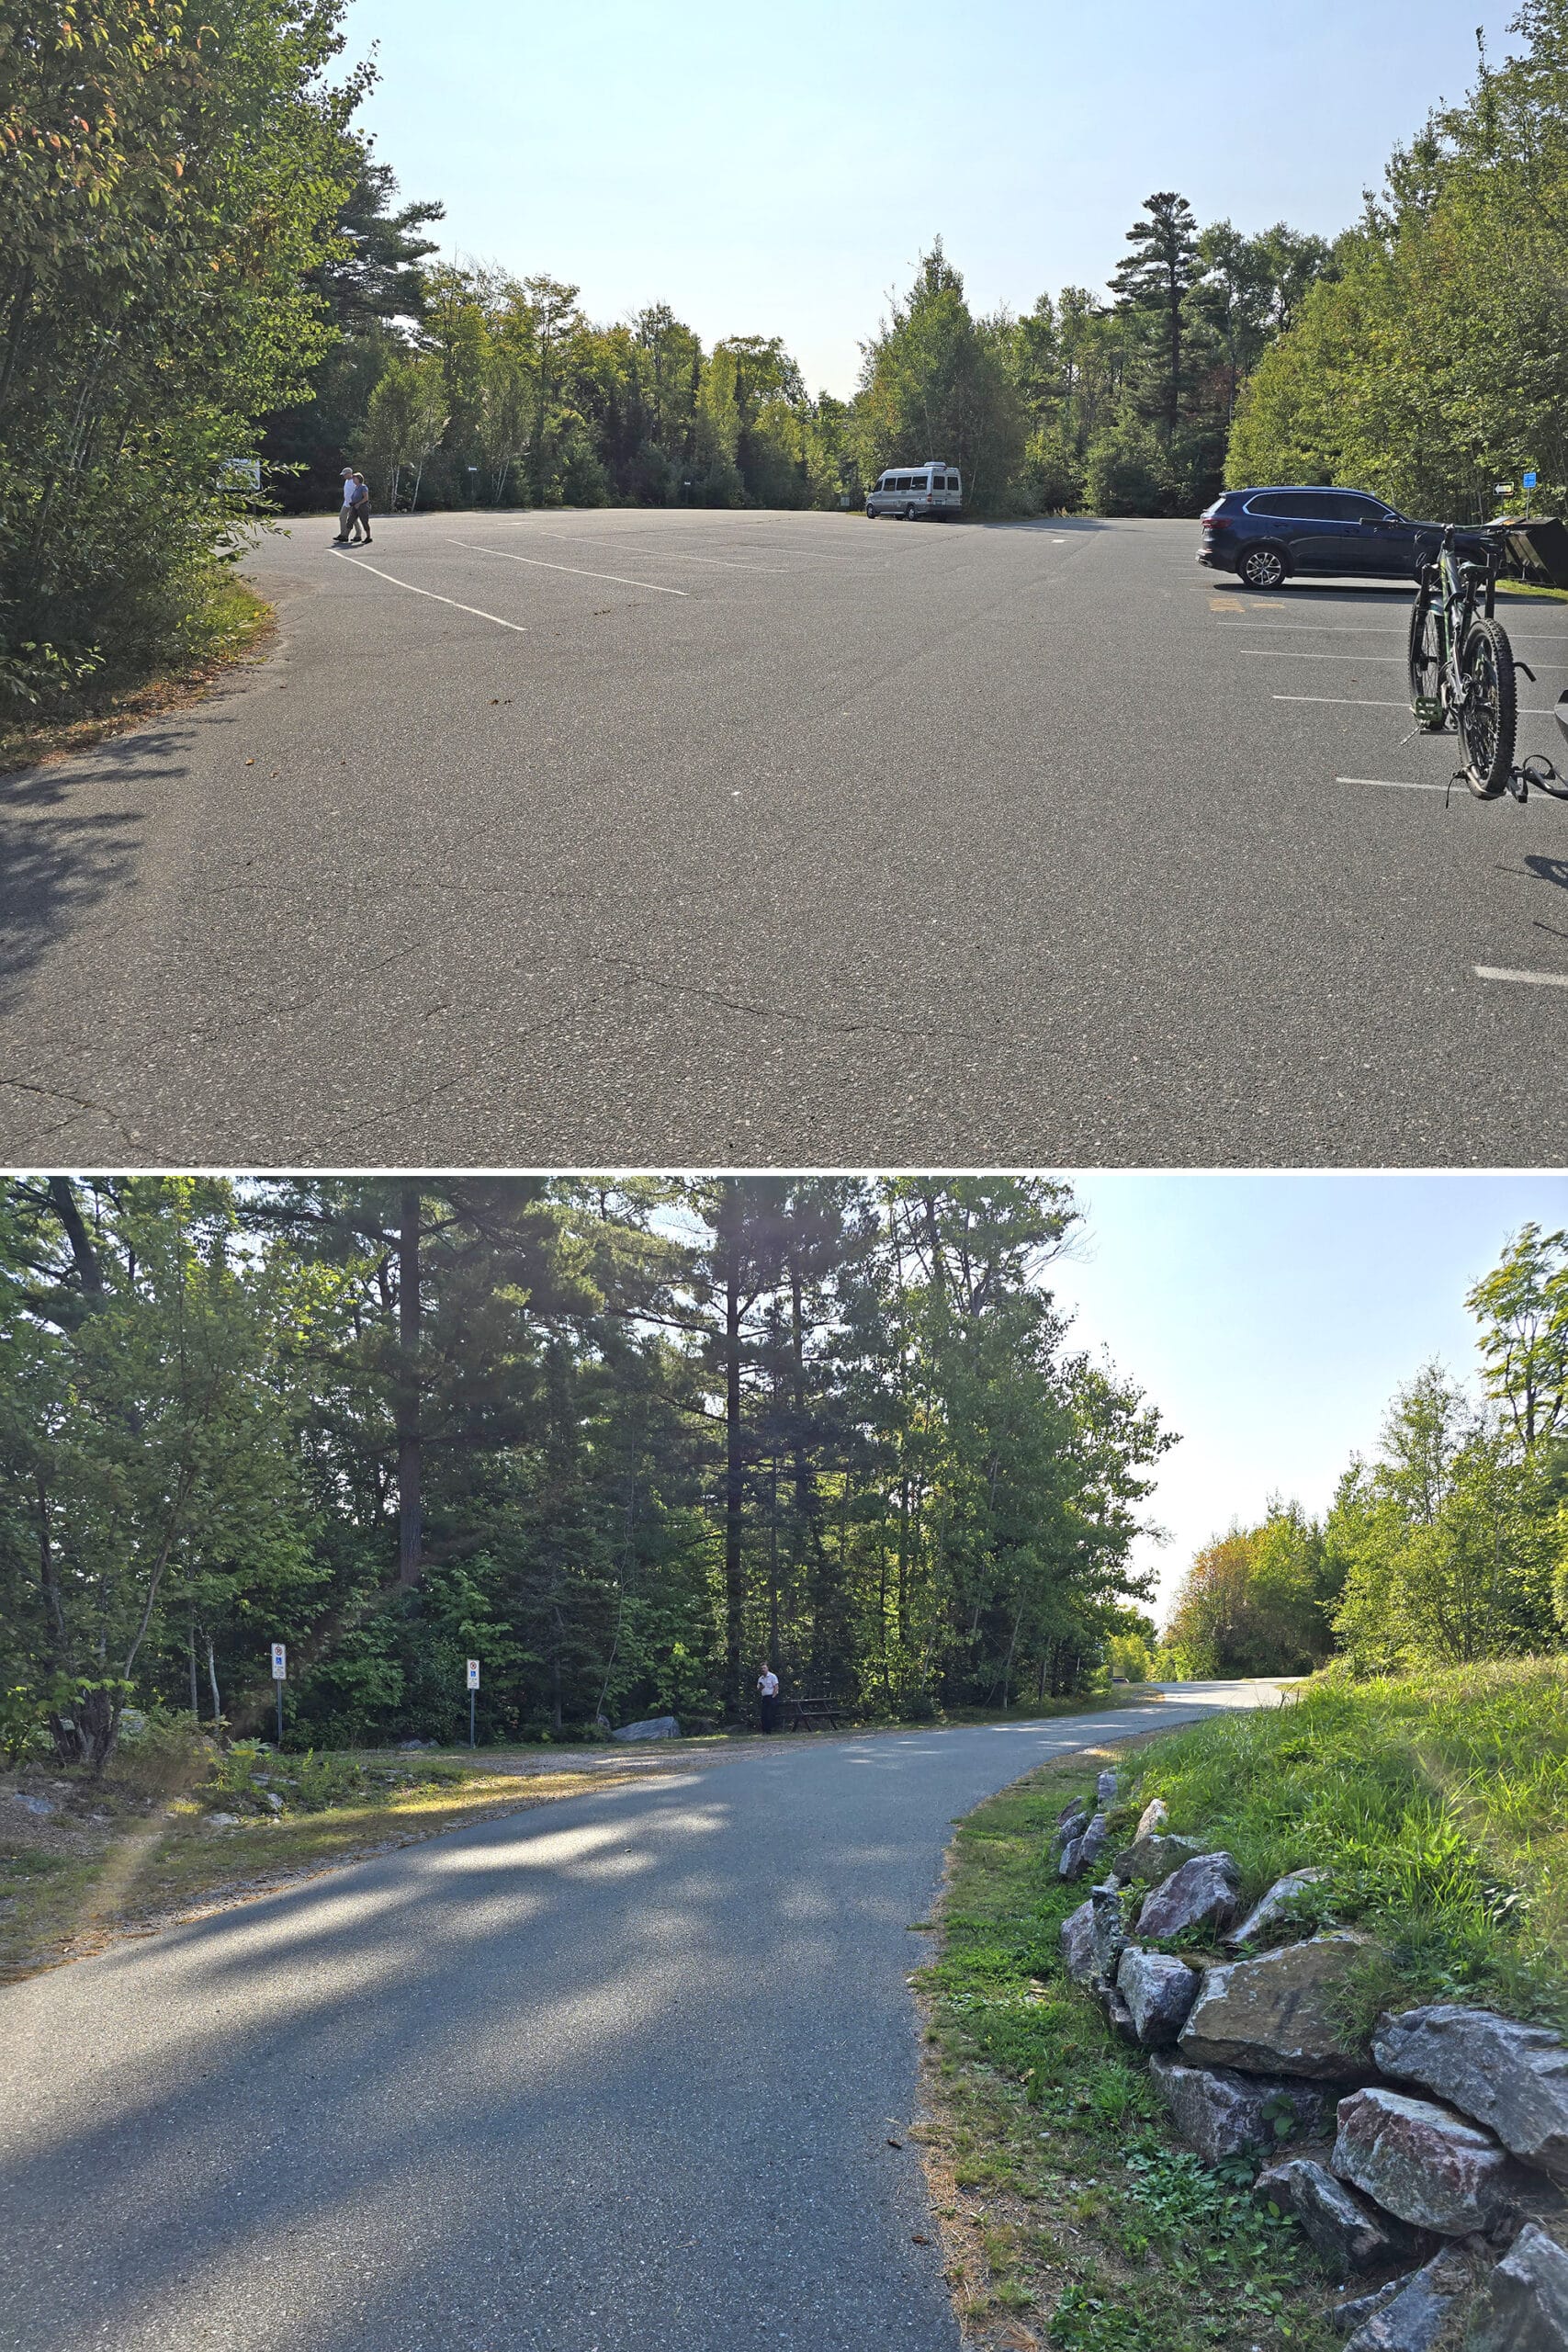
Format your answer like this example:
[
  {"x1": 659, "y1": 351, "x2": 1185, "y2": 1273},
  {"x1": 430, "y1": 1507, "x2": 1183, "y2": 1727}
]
[{"x1": 781, "y1": 1695, "x2": 850, "y2": 1732}]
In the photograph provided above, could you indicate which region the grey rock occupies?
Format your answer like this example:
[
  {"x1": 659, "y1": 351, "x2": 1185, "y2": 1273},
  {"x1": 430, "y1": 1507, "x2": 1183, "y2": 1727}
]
[
  {"x1": 261, "y1": 1790, "x2": 284, "y2": 1812},
  {"x1": 1096, "y1": 1769, "x2": 1120, "y2": 1807},
  {"x1": 1179, "y1": 1933, "x2": 1378, "y2": 2078},
  {"x1": 1149, "y1": 2052, "x2": 1328, "y2": 2165},
  {"x1": 1090, "y1": 1881, "x2": 1130, "y2": 1978},
  {"x1": 610, "y1": 1715, "x2": 682, "y2": 1742},
  {"x1": 1344, "y1": 2248, "x2": 1473, "y2": 2352},
  {"x1": 1136, "y1": 1850, "x2": 1242, "y2": 1940},
  {"x1": 1333, "y1": 2087, "x2": 1522, "y2": 2236},
  {"x1": 1226, "y1": 1868, "x2": 1331, "y2": 1949},
  {"x1": 1255, "y1": 2156, "x2": 1424, "y2": 2279},
  {"x1": 1335, "y1": 2277, "x2": 1415, "y2": 2337},
  {"x1": 11, "y1": 1792, "x2": 55, "y2": 1818},
  {"x1": 1117, "y1": 1948, "x2": 1201, "y2": 2047},
  {"x1": 1104, "y1": 1987, "x2": 1139, "y2": 2045},
  {"x1": 1374, "y1": 2006, "x2": 1568, "y2": 2185},
  {"x1": 206, "y1": 1813, "x2": 241, "y2": 1829},
  {"x1": 1110, "y1": 1832, "x2": 1204, "y2": 1885},
  {"x1": 1050, "y1": 1801, "x2": 1090, "y2": 1858},
  {"x1": 1060, "y1": 1900, "x2": 1098, "y2": 1985},
  {"x1": 1135, "y1": 1796, "x2": 1169, "y2": 1838},
  {"x1": 1060, "y1": 1811, "x2": 1111, "y2": 1883},
  {"x1": 1463, "y1": 2221, "x2": 1568, "y2": 2351}
]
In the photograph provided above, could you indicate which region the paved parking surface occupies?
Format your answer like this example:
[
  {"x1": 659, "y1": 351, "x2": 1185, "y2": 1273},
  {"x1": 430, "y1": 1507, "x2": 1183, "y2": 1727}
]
[
  {"x1": 3, "y1": 510, "x2": 1564, "y2": 1164},
  {"x1": 0, "y1": 1691, "x2": 1280, "y2": 2352}
]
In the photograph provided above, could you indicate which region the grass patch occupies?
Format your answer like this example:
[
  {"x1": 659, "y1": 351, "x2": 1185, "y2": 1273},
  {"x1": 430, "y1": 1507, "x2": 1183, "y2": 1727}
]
[
  {"x1": 916, "y1": 1742, "x2": 1336, "y2": 2352},
  {"x1": 1134, "y1": 1659, "x2": 1568, "y2": 2032},
  {"x1": 0, "y1": 569, "x2": 272, "y2": 775},
  {"x1": 0, "y1": 1745, "x2": 632, "y2": 1979}
]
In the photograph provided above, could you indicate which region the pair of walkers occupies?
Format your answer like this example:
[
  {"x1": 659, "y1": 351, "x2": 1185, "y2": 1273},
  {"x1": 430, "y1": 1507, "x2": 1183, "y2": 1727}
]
[{"x1": 334, "y1": 467, "x2": 372, "y2": 544}]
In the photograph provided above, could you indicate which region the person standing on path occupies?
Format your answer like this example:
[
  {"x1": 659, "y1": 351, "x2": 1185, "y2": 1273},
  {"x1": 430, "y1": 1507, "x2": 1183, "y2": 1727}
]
[
  {"x1": 334, "y1": 468, "x2": 357, "y2": 543},
  {"x1": 347, "y1": 473, "x2": 372, "y2": 543},
  {"x1": 757, "y1": 1663, "x2": 780, "y2": 1733}
]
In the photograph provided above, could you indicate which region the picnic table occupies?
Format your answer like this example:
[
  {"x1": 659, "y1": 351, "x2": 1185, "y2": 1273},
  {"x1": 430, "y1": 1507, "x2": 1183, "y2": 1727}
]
[{"x1": 781, "y1": 1695, "x2": 850, "y2": 1732}]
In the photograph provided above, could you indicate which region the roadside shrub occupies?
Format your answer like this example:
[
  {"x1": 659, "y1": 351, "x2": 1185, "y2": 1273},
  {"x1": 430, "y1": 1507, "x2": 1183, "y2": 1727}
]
[
  {"x1": 0, "y1": 1684, "x2": 46, "y2": 1768},
  {"x1": 289, "y1": 1750, "x2": 369, "y2": 1811},
  {"x1": 113, "y1": 1708, "x2": 217, "y2": 1796}
]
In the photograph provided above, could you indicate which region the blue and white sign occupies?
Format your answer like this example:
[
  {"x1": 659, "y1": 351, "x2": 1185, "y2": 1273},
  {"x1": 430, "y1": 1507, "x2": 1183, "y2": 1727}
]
[
  {"x1": 1524, "y1": 471, "x2": 1539, "y2": 490},
  {"x1": 270, "y1": 1642, "x2": 287, "y2": 1681},
  {"x1": 467, "y1": 1658, "x2": 479, "y2": 1690}
]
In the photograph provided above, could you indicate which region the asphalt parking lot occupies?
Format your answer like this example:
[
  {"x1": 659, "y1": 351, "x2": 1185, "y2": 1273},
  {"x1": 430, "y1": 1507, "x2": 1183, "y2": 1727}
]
[{"x1": 3, "y1": 509, "x2": 1564, "y2": 1164}]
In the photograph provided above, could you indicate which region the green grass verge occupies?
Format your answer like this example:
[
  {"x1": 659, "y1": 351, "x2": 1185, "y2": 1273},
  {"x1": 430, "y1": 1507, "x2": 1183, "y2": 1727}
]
[
  {"x1": 0, "y1": 570, "x2": 272, "y2": 775},
  {"x1": 917, "y1": 1743, "x2": 1336, "y2": 2352},
  {"x1": 1132, "y1": 1659, "x2": 1568, "y2": 2034}
]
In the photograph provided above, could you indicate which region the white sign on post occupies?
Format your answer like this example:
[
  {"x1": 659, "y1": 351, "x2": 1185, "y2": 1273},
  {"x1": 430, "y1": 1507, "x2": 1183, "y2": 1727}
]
[
  {"x1": 467, "y1": 1659, "x2": 479, "y2": 1690},
  {"x1": 271, "y1": 1643, "x2": 287, "y2": 1680}
]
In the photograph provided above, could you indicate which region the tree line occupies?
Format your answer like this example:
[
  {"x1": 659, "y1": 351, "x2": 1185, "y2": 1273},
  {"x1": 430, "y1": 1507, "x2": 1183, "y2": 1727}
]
[
  {"x1": 0, "y1": 1176, "x2": 1170, "y2": 1768},
  {"x1": 1231, "y1": 2, "x2": 1568, "y2": 519},
  {"x1": 1160, "y1": 1221, "x2": 1568, "y2": 1679}
]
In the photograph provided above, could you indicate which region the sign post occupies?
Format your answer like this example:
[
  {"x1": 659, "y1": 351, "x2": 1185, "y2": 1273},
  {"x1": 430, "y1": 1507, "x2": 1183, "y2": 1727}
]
[
  {"x1": 270, "y1": 1642, "x2": 287, "y2": 1746},
  {"x1": 467, "y1": 1657, "x2": 479, "y2": 1748},
  {"x1": 1524, "y1": 469, "x2": 1539, "y2": 518}
]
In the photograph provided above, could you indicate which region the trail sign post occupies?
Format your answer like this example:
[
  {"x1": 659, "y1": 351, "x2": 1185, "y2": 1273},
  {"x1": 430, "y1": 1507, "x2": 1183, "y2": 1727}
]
[
  {"x1": 467, "y1": 1658, "x2": 479, "y2": 1747},
  {"x1": 270, "y1": 1643, "x2": 286, "y2": 1745},
  {"x1": 1525, "y1": 470, "x2": 1539, "y2": 518}
]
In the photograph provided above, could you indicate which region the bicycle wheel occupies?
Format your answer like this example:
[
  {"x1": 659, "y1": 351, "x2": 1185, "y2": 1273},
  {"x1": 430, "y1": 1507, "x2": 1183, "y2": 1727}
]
[
  {"x1": 1406, "y1": 586, "x2": 1445, "y2": 728},
  {"x1": 1457, "y1": 618, "x2": 1517, "y2": 799}
]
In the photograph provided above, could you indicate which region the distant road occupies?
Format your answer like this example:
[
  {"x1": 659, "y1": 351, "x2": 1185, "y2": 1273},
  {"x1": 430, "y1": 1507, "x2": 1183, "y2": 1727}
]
[
  {"x1": 2, "y1": 1689, "x2": 1280, "y2": 2352},
  {"x1": 3, "y1": 510, "x2": 1562, "y2": 1165}
]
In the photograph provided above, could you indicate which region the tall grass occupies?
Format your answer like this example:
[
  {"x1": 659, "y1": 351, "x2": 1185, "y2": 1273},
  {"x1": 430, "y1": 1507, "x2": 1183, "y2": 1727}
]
[{"x1": 1135, "y1": 1659, "x2": 1568, "y2": 2029}]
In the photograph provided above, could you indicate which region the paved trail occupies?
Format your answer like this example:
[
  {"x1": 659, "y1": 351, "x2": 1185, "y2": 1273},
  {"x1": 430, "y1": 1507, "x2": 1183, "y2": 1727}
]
[
  {"x1": 0, "y1": 1690, "x2": 1281, "y2": 2352},
  {"x1": 2, "y1": 511, "x2": 1564, "y2": 1164}
]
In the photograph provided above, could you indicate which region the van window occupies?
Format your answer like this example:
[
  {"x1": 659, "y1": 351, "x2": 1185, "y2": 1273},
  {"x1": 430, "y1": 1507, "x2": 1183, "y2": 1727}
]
[
  {"x1": 897, "y1": 474, "x2": 911, "y2": 490},
  {"x1": 946, "y1": 474, "x2": 959, "y2": 492}
]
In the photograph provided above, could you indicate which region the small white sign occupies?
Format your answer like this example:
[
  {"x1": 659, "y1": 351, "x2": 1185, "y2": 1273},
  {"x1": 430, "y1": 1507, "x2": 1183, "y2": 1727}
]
[
  {"x1": 271, "y1": 1642, "x2": 287, "y2": 1681},
  {"x1": 467, "y1": 1659, "x2": 479, "y2": 1690}
]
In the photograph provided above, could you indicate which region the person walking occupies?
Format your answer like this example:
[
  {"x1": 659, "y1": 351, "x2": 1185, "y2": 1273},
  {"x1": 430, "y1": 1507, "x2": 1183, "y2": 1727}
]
[
  {"x1": 757, "y1": 1663, "x2": 780, "y2": 1734},
  {"x1": 333, "y1": 467, "x2": 356, "y2": 544},
  {"x1": 347, "y1": 472, "x2": 372, "y2": 544}
]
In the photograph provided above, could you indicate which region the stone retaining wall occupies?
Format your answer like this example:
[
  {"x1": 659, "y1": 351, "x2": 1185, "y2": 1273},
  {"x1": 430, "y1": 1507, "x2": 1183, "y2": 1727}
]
[{"x1": 1056, "y1": 1772, "x2": 1568, "y2": 2350}]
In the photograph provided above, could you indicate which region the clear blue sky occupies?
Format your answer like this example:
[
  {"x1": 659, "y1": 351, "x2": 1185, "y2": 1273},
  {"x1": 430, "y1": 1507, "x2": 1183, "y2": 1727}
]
[
  {"x1": 1045, "y1": 1173, "x2": 1568, "y2": 1625},
  {"x1": 347, "y1": 0, "x2": 1521, "y2": 397}
]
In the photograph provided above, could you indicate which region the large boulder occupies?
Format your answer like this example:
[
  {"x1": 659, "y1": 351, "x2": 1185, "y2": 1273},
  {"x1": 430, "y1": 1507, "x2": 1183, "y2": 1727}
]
[
  {"x1": 1373, "y1": 2006, "x2": 1568, "y2": 2185},
  {"x1": 1149, "y1": 2052, "x2": 1328, "y2": 2165},
  {"x1": 1117, "y1": 1948, "x2": 1201, "y2": 2047},
  {"x1": 1332, "y1": 2087, "x2": 1522, "y2": 2236},
  {"x1": 1060, "y1": 1812, "x2": 1111, "y2": 1883},
  {"x1": 1178, "y1": 1933, "x2": 1378, "y2": 2078},
  {"x1": 1060, "y1": 1900, "x2": 1098, "y2": 1985},
  {"x1": 1051, "y1": 1800, "x2": 1090, "y2": 1858},
  {"x1": 1089, "y1": 1881, "x2": 1131, "y2": 1979},
  {"x1": 1254, "y1": 2156, "x2": 1425, "y2": 2280},
  {"x1": 1135, "y1": 1851, "x2": 1242, "y2": 1940},
  {"x1": 610, "y1": 1715, "x2": 681, "y2": 1742},
  {"x1": 1225, "y1": 1868, "x2": 1331, "y2": 1950},
  {"x1": 1110, "y1": 1832, "x2": 1205, "y2": 1886},
  {"x1": 1463, "y1": 2222, "x2": 1568, "y2": 2352},
  {"x1": 1342, "y1": 2248, "x2": 1474, "y2": 2352}
]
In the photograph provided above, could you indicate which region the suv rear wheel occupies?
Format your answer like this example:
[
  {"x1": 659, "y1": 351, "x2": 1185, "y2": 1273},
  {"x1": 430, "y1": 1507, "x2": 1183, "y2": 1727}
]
[{"x1": 1239, "y1": 544, "x2": 1287, "y2": 590}]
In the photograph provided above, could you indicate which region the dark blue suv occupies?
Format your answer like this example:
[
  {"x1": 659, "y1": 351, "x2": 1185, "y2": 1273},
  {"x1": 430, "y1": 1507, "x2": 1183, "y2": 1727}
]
[{"x1": 1199, "y1": 487, "x2": 1493, "y2": 589}]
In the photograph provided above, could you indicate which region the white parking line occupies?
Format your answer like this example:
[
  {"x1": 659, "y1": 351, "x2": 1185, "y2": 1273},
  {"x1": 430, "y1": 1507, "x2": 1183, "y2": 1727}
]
[
  {"x1": 1244, "y1": 650, "x2": 1404, "y2": 662},
  {"x1": 1274, "y1": 694, "x2": 1407, "y2": 709},
  {"x1": 492, "y1": 526, "x2": 793, "y2": 573},
  {"x1": 1337, "y1": 775, "x2": 1452, "y2": 792},
  {"x1": 333, "y1": 554, "x2": 527, "y2": 631},
  {"x1": 1221, "y1": 619, "x2": 1566, "y2": 642},
  {"x1": 448, "y1": 540, "x2": 689, "y2": 595},
  {"x1": 1475, "y1": 966, "x2": 1568, "y2": 989}
]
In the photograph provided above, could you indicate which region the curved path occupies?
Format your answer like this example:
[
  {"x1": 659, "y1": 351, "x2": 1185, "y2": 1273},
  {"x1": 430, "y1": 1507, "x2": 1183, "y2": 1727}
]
[{"x1": 0, "y1": 1688, "x2": 1282, "y2": 2352}]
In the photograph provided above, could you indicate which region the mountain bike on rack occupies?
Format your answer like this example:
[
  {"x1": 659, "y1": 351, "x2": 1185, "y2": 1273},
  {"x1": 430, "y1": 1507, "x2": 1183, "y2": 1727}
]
[{"x1": 1407, "y1": 524, "x2": 1535, "y2": 797}]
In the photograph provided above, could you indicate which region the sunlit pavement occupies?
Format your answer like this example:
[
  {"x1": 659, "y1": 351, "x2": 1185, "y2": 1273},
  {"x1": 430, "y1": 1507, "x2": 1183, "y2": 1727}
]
[
  {"x1": 2, "y1": 1685, "x2": 1279, "y2": 2352},
  {"x1": 1, "y1": 512, "x2": 1564, "y2": 1166}
]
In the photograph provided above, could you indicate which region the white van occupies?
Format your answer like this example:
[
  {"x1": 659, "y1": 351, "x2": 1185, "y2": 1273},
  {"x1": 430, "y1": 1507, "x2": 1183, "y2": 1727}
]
[{"x1": 865, "y1": 461, "x2": 963, "y2": 520}]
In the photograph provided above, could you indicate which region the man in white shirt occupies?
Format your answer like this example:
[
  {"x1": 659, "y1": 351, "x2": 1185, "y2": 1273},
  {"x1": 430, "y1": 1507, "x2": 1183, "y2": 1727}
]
[
  {"x1": 757, "y1": 1664, "x2": 780, "y2": 1734},
  {"x1": 334, "y1": 468, "x2": 356, "y2": 544}
]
